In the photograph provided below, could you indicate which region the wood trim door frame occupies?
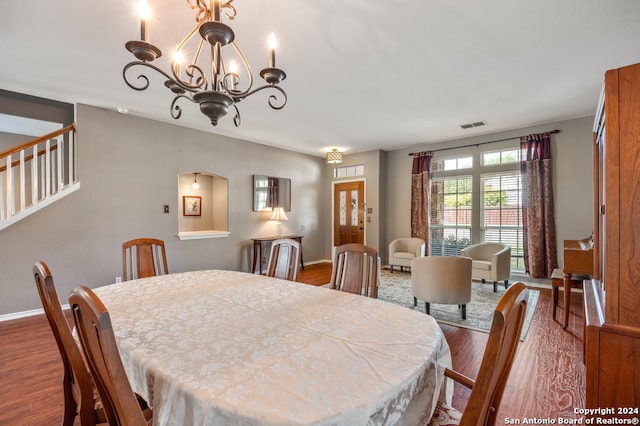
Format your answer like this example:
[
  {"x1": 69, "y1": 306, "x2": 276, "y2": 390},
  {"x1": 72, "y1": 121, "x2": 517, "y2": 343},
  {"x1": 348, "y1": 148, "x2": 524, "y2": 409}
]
[{"x1": 331, "y1": 178, "x2": 366, "y2": 247}]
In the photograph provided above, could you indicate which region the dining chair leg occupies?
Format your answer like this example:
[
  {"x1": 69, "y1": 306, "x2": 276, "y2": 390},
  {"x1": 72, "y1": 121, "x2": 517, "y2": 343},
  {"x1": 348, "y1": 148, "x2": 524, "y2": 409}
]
[
  {"x1": 461, "y1": 304, "x2": 467, "y2": 320},
  {"x1": 413, "y1": 296, "x2": 417, "y2": 307},
  {"x1": 61, "y1": 376, "x2": 77, "y2": 426},
  {"x1": 493, "y1": 281, "x2": 498, "y2": 292},
  {"x1": 425, "y1": 302, "x2": 430, "y2": 315},
  {"x1": 563, "y1": 277, "x2": 571, "y2": 330}
]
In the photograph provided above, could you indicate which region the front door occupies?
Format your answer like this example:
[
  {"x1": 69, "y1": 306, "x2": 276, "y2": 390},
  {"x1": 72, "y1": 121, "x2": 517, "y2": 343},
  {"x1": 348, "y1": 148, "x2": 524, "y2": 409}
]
[{"x1": 333, "y1": 181, "x2": 365, "y2": 246}]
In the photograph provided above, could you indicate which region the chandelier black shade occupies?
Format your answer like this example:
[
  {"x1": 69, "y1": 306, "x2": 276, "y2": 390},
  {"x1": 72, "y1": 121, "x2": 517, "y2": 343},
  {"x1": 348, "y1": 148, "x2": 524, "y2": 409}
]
[{"x1": 123, "y1": 0, "x2": 287, "y2": 127}]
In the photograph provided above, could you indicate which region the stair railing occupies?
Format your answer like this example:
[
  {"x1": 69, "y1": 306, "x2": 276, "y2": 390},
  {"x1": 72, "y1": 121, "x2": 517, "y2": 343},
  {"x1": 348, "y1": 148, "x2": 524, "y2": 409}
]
[{"x1": 0, "y1": 124, "x2": 77, "y2": 222}]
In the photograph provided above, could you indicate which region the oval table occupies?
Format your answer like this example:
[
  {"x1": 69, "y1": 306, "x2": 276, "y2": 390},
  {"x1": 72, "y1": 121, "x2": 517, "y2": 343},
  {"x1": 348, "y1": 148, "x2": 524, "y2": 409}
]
[{"x1": 91, "y1": 269, "x2": 452, "y2": 425}]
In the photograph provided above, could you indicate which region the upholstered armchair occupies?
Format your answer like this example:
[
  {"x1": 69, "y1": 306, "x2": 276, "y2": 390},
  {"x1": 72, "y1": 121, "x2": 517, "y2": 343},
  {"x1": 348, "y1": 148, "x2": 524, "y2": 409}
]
[
  {"x1": 410, "y1": 256, "x2": 472, "y2": 319},
  {"x1": 460, "y1": 242, "x2": 511, "y2": 292},
  {"x1": 388, "y1": 237, "x2": 426, "y2": 273}
]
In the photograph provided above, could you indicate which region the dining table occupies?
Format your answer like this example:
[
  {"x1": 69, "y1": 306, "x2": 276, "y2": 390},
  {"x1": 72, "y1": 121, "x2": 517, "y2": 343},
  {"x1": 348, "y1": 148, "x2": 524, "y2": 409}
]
[{"x1": 91, "y1": 269, "x2": 452, "y2": 425}]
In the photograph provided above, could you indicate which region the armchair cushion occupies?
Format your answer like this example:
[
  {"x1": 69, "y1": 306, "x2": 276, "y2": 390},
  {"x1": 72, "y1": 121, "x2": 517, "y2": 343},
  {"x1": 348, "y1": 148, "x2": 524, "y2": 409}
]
[
  {"x1": 394, "y1": 252, "x2": 417, "y2": 260},
  {"x1": 472, "y1": 260, "x2": 492, "y2": 271}
]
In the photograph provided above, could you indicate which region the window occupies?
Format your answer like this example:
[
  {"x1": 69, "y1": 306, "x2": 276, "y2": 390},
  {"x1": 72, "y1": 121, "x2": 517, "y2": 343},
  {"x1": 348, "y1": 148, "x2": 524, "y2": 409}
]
[
  {"x1": 428, "y1": 146, "x2": 525, "y2": 272},
  {"x1": 432, "y1": 155, "x2": 473, "y2": 171},
  {"x1": 430, "y1": 175, "x2": 472, "y2": 256},
  {"x1": 481, "y1": 172, "x2": 524, "y2": 270},
  {"x1": 334, "y1": 164, "x2": 364, "y2": 178},
  {"x1": 482, "y1": 148, "x2": 520, "y2": 166}
]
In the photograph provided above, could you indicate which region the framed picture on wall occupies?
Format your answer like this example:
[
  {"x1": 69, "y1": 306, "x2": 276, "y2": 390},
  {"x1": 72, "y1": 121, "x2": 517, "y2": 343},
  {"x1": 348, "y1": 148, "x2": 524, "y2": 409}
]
[{"x1": 183, "y1": 196, "x2": 202, "y2": 216}]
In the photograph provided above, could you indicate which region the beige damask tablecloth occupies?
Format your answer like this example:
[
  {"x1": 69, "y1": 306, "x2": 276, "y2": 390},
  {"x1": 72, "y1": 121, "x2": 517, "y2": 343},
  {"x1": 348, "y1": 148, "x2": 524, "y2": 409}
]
[{"x1": 92, "y1": 269, "x2": 451, "y2": 425}]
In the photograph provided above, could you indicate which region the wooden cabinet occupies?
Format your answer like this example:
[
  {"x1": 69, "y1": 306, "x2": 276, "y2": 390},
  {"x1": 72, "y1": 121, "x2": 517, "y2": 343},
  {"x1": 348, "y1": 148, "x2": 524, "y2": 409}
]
[{"x1": 586, "y1": 62, "x2": 640, "y2": 406}]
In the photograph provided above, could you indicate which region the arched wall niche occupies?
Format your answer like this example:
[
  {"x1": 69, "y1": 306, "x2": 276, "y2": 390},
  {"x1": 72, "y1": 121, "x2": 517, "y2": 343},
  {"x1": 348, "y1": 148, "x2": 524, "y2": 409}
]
[{"x1": 177, "y1": 172, "x2": 229, "y2": 240}]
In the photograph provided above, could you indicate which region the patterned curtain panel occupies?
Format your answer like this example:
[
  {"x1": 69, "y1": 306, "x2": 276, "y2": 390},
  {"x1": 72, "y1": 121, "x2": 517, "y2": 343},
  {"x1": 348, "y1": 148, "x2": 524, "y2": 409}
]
[
  {"x1": 520, "y1": 133, "x2": 558, "y2": 278},
  {"x1": 411, "y1": 151, "x2": 432, "y2": 252}
]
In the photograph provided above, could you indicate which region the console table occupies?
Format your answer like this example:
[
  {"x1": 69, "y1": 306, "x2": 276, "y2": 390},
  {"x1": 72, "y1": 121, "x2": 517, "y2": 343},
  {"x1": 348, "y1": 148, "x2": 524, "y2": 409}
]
[{"x1": 251, "y1": 235, "x2": 304, "y2": 274}]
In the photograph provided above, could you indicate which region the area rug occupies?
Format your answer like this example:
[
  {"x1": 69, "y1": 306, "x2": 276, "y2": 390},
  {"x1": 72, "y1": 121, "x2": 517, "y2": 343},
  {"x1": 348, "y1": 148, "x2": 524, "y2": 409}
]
[{"x1": 376, "y1": 270, "x2": 539, "y2": 340}]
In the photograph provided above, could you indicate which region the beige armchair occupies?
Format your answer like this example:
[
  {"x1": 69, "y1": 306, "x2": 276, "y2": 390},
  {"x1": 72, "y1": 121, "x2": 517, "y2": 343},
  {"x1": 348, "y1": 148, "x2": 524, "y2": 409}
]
[
  {"x1": 388, "y1": 237, "x2": 426, "y2": 273},
  {"x1": 410, "y1": 256, "x2": 472, "y2": 319},
  {"x1": 460, "y1": 242, "x2": 511, "y2": 292}
]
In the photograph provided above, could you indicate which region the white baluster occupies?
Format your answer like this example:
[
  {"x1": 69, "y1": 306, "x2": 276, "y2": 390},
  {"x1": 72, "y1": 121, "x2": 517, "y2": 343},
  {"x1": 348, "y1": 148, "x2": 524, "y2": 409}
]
[
  {"x1": 31, "y1": 144, "x2": 38, "y2": 205},
  {"x1": 40, "y1": 151, "x2": 45, "y2": 201},
  {"x1": 45, "y1": 140, "x2": 51, "y2": 198},
  {"x1": 56, "y1": 136, "x2": 63, "y2": 191},
  {"x1": 6, "y1": 154, "x2": 14, "y2": 217},
  {"x1": 0, "y1": 166, "x2": 5, "y2": 220},
  {"x1": 19, "y1": 150, "x2": 26, "y2": 212},
  {"x1": 68, "y1": 131, "x2": 75, "y2": 184}
]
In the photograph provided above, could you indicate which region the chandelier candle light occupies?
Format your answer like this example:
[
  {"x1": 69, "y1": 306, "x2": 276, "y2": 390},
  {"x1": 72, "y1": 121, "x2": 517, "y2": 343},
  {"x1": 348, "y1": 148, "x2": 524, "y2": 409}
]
[{"x1": 123, "y1": 0, "x2": 287, "y2": 127}]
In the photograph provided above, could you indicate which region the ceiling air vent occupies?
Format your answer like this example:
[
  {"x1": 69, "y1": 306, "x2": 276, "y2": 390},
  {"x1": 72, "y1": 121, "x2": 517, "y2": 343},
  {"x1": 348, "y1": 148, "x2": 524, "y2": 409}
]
[{"x1": 460, "y1": 121, "x2": 487, "y2": 130}]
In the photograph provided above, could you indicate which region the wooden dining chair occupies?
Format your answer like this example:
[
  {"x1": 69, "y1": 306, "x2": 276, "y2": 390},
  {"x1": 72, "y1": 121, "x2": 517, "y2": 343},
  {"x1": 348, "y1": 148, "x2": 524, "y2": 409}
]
[
  {"x1": 330, "y1": 243, "x2": 379, "y2": 298},
  {"x1": 122, "y1": 237, "x2": 168, "y2": 281},
  {"x1": 33, "y1": 261, "x2": 104, "y2": 426},
  {"x1": 429, "y1": 282, "x2": 529, "y2": 426},
  {"x1": 266, "y1": 238, "x2": 301, "y2": 281},
  {"x1": 69, "y1": 285, "x2": 153, "y2": 426}
]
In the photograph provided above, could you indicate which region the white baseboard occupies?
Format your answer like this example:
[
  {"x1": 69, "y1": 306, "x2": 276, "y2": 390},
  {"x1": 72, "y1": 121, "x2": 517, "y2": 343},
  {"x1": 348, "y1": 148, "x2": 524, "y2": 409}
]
[
  {"x1": 0, "y1": 304, "x2": 70, "y2": 323},
  {"x1": 304, "y1": 259, "x2": 332, "y2": 265}
]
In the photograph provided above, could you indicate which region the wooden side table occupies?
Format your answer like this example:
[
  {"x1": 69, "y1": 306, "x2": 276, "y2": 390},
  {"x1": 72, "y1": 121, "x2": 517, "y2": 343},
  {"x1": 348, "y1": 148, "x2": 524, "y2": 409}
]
[
  {"x1": 550, "y1": 268, "x2": 585, "y2": 329},
  {"x1": 252, "y1": 235, "x2": 304, "y2": 274}
]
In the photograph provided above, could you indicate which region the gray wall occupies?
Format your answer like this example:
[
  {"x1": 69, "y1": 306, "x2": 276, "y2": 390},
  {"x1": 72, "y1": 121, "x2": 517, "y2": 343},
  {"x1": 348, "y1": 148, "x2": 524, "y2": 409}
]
[
  {"x1": 0, "y1": 132, "x2": 31, "y2": 151},
  {"x1": 0, "y1": 104, "x2": 328, "y2": 315},
  {"x1": 382, "y1": 116, "x2": 595, "y2": 267}
]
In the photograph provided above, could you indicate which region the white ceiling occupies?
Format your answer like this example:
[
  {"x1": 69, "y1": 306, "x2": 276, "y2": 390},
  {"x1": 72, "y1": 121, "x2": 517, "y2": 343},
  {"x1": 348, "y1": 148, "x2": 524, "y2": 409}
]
[{"x1": 1, "y1": 1, "x2": 639, "y2": 157}]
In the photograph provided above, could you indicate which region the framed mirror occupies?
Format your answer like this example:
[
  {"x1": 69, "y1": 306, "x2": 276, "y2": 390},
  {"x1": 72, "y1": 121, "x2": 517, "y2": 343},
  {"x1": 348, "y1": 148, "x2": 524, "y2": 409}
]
[{"x1": 253, "y1": 175, "x2": 291, "y2": 211}]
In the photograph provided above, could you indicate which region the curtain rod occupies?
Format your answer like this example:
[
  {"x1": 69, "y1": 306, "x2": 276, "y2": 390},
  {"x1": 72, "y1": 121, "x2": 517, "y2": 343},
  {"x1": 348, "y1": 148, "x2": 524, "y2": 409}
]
[{"x1": 408, "y1": 129, "x2": 560, "y2": 156}]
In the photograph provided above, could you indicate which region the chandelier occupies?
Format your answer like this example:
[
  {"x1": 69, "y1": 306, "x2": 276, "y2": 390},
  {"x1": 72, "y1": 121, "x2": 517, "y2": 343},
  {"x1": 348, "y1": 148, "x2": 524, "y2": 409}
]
[{"x1": 123, "y1": 0, "x2": 287, "y2": 127}]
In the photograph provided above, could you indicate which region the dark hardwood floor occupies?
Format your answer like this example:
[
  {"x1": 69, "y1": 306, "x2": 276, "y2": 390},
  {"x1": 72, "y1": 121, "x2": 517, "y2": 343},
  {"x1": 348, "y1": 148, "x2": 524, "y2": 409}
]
[{"x1": 0, "y1": 263, "x2": 585, "y2": 425}]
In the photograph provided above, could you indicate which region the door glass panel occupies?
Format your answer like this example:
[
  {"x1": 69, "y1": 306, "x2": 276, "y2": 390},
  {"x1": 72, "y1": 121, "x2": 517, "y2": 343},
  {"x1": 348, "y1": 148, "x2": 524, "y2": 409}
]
[
  {"x1": 351, "y1": 189, "x2": 358, "y2": 226},
  {"x1": 339, "y1": 190, "x2": 346, "y2": 226}
]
